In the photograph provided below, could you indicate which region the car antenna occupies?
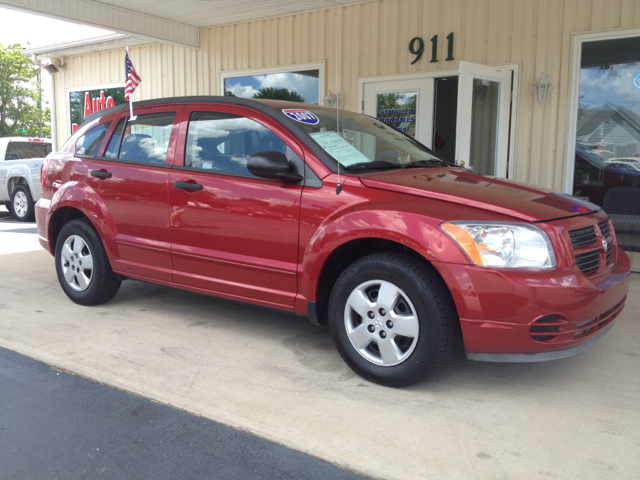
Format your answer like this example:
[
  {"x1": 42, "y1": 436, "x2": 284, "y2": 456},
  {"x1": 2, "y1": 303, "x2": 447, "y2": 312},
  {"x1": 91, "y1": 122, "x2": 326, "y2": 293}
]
[{"x1": 335, "y1": 13, "x2": 342, "y2": 195}]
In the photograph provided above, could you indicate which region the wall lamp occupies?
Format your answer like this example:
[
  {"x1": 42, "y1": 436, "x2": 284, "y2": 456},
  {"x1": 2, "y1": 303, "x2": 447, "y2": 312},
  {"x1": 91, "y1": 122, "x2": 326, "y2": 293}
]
[{"x1": 534, "y1": 72, "x2": 553, "y2": 105}]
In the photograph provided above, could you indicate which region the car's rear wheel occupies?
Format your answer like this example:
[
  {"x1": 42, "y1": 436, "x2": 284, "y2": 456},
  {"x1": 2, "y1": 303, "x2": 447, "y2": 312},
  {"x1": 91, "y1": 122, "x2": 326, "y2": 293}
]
[
  {"x1": 11, "y1": 185, "x2": 35, "y2": 222},
  {"x1": 328, "y1": 253, "x2": 456, "y2": 387},
  {"x1": 55, "y1": 219, "x2": 121, "y2": 305}
]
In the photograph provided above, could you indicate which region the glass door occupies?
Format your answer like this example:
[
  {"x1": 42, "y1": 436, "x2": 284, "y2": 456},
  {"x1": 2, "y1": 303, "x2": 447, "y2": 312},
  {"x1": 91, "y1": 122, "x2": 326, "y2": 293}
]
[
  {"x1": 455, "y1": 61, "x2": 512, "y2": 177},
  {"x1": 571, "y1": 35, "x2": 640, "y2": 253},
  {"x1": 363, "y1": 78, "x2": 434, "y2": 146}
]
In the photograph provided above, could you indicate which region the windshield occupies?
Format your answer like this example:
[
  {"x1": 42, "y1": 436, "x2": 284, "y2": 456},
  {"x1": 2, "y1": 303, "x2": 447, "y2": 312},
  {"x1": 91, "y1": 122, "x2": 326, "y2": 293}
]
[{"x1": 281, "y1": 106, "x2": 447, "y2": 170}]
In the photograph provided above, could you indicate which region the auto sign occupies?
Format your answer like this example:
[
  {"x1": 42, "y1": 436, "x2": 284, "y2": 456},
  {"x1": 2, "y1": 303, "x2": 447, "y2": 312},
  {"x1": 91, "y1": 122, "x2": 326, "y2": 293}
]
[{"x1": 282, "y1": 109, "x2": 319, "y2": 125}]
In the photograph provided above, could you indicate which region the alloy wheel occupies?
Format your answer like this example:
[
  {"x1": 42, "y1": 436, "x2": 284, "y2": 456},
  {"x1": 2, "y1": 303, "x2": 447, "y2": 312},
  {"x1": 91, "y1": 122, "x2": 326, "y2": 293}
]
[
  {"x1": 13, "y1": 191, "x2": 28, "y2": 218},
  {"x1": 60, "y1": 235, "x2": 94, "y2": 291},
  {"x1": 343, "y1": 279, "x2": 420, "y2": 366}
]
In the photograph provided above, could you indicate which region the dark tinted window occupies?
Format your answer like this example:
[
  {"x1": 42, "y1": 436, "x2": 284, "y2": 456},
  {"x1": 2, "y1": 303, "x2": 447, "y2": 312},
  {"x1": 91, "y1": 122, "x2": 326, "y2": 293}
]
[
  {"x1": 185, "y1": 112, "x2": 286, "y2": 175},
  {"x1": 75, "y1": 122, "x2": 111, "y2": 156},
  {"x1": 5, "y1": 142, "x2": 51, "y2": 160},
  {"x1": 104, "y1": 113, "x2": 175, "y2": 164}
]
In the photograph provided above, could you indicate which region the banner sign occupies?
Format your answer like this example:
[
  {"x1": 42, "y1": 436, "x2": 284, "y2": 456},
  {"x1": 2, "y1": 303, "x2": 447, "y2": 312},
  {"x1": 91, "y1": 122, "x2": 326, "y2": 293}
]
[
  {"x1": 69, "y1": 87, "x2": 126, "y2": 134},
  {"x1": 376, "y1": 92, "x2": 417, "y2": 137}
]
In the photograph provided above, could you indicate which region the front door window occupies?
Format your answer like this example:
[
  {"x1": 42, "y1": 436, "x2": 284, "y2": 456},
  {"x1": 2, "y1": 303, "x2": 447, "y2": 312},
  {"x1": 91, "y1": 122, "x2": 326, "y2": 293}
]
[{"x1": 572, "y1": 35, "x2": 640, "y2": 252}]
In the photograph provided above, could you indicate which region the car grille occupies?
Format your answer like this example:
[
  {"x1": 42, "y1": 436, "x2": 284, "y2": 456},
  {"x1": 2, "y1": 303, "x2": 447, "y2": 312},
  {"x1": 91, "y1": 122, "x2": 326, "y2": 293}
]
[
  {"x1": 529, "y1": 297, "x2": 626, "y2": 343},
  {"x1": 568, "y1": 220, "x2": 615, "y2": 276},
  {"x1": 598, "y1": 221, "x2": 611, "y2": 239},
  {"x1": 569, "y1": 226, "x2": 596, "y2": 248},
  {"x1": 575, "y1": 250, "x2": 600, "y2": 274},
  {"x1": 599, "y1": 221, "x2": 614, "y2": 264}
]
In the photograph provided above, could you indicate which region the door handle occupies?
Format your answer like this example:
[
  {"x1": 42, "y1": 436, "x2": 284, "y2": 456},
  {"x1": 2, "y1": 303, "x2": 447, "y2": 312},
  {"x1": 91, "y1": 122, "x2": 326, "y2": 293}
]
[
  {"x1": 90, "y1": 170, "x2": 112, "y2": 178},
  {"x1": 173, "y1": 181, "x2": 203, "y2": 191}
]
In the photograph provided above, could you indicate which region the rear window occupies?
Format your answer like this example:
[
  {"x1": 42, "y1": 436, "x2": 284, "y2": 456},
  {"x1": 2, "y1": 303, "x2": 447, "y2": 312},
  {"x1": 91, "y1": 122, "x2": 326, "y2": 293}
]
[{"x1": 5, "y1": 142, "x2": 52, "y2": 160}]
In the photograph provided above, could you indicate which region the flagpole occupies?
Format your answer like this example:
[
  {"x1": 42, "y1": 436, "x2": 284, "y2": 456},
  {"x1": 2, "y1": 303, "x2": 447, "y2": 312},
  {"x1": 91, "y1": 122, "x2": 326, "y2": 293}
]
[{"x1": 127, "y1": 46, "x2": 135, "y2": 120}]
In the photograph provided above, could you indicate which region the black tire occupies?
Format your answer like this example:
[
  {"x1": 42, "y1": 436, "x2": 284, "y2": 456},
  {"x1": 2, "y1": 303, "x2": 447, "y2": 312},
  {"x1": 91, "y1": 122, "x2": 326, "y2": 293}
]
[
  {"x1": 55, "y1": 219, "x2": 121, "y2": 306},
  {"x1": 328, "y1": 253, "x2": 456, "y2": 387},
  {"x1": 11, "y1": 185, "x2": 35, "y2": 222}
]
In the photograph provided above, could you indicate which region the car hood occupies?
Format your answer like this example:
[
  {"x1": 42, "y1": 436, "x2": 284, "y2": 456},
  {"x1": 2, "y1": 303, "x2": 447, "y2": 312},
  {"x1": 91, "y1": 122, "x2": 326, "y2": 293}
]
[{"x1": 359, "y1": 167, "x2": 599, "y2": 222}]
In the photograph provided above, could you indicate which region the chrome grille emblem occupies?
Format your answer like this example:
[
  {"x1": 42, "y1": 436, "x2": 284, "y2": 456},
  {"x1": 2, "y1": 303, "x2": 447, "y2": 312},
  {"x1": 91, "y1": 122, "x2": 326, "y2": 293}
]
[{"x1": 602, "y1": 238, "x2": 608, "y2": 252}]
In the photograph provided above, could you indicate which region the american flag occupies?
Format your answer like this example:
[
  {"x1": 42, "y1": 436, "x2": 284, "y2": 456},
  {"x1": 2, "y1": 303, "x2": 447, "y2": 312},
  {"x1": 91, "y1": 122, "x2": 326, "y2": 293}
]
[{"x1": 124, "y1": 50, "x2": 141, "y2": 102}]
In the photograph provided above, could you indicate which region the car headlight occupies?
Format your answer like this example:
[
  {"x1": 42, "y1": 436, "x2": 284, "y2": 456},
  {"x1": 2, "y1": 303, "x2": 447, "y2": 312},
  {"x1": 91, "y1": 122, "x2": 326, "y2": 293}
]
[{"x1": 441, "y1": 222, "x2": 556, "y2": 268}]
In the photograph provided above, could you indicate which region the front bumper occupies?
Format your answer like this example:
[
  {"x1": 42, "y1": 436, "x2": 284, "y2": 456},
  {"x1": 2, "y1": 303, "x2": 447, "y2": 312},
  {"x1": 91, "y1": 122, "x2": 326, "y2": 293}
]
[{"x1": 433, "y1": 246, "x2": 631, "y2": 359}]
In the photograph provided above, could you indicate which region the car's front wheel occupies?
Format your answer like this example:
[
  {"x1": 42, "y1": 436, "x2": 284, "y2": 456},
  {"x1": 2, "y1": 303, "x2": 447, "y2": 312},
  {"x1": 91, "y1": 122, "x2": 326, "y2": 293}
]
[
  {"x1": 11, "y1": 185, "x2": 35, "y2": 222},
  {"x1": 328, "y1": 253, "x2": 456, "y2": 387},
  {"x1": 55, "y1": 219, "x2": 121, "y2": 305}
]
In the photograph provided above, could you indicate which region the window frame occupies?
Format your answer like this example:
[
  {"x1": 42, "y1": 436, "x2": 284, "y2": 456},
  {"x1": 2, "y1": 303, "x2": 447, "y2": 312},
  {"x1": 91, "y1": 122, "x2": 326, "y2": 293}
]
[
  {"x1": 67, "y1": 82, "x2": 125, "y2": 136},
  {"x1": 564, "y1": 28, "x2": 640, "y2": 194},
  {"x1": 220, "y1": 63, "x2": 325, "y2": 106}
]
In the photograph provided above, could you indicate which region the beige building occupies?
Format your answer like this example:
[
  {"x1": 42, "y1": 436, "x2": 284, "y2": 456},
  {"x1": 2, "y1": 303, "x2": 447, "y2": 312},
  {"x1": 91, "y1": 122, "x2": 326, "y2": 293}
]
[{"x1": 15, "y1": 0, "x2": 640, "y2": 266}]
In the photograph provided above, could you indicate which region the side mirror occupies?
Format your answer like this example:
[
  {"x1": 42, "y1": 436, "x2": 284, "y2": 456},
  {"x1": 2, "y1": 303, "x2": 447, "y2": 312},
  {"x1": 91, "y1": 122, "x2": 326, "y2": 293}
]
[{"x1": 247, "y1": 151, "x2": 303, "y2": 183}]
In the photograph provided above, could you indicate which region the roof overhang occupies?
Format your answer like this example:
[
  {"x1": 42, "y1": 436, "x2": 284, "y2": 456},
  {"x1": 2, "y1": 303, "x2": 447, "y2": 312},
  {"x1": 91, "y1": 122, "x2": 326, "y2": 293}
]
[
  {"x1": 0, "y1": 0, "x2": 369, "y2": 52},
  {"x1": 21, "y1": 33, "x2": 152, "y2": 60},
  {"x1": 0, "y1": 0, "x2": 200, "y2": 49}
]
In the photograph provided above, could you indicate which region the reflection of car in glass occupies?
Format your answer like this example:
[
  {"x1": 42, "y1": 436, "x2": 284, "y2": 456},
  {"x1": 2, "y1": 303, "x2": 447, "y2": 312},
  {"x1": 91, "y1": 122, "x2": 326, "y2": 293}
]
[
  {"x1": 36, "y1": 97, "x2": 630, "y2": 387},
  {"x1": 0, "y1": 137, "x2": 52, "y2": 221},
  {"x1": 573, "y1": 145, "x2": 640, "y2": 206},
  {"x1": 603, "y1": 158, "x2": 640, "y2": 173}
]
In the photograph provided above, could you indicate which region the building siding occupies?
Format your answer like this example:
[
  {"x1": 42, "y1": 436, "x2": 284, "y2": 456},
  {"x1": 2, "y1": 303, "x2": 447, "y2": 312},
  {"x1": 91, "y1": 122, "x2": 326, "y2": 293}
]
[{"x1": 54, "y1": 0, "x2": 640, "y2": 194}]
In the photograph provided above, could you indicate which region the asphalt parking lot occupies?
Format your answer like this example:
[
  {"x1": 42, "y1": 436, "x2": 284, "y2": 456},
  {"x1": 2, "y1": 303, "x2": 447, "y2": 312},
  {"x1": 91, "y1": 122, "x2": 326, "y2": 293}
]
[{"x1": 1, "y1": 206, "x2": 639, "y2": 479}]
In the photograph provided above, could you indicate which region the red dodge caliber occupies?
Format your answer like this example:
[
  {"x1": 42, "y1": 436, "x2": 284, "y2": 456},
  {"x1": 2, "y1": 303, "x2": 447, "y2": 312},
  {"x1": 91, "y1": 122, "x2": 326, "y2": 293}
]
[{"x1": 36, "y1": 97, "x2": 630, "y2": 387}]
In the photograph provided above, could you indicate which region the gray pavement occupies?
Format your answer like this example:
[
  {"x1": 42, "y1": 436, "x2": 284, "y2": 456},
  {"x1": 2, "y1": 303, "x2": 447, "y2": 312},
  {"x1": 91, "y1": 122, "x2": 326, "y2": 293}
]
[
  {"x1": 0, "y1": 346, "x2": 366, "y2": 480},
  {"x1": 1, "y1": 210, "x2": 639, "y2": 479}
]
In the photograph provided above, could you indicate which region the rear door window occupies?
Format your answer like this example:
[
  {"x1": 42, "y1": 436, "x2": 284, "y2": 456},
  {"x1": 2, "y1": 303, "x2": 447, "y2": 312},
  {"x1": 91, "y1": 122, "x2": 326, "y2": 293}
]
[
  {"x1": 5, "y1": 142, "x2": 51, "y2": 160},
  {"x1": 103, "y1": 112, "x2": 176, "y2": 164}
]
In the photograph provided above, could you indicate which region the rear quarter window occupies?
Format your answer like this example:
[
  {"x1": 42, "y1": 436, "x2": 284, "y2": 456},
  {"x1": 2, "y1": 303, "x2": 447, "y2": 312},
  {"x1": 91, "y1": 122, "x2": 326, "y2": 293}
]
[{"x1": 75, "y1": 123, "x2": 111, "y2": 156}]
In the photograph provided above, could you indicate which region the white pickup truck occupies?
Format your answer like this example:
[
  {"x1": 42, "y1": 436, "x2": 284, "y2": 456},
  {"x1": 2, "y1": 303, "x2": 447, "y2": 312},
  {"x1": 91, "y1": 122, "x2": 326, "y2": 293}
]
[{"x1": 0, "y1": 137, "x2": 52, "y2": 222}]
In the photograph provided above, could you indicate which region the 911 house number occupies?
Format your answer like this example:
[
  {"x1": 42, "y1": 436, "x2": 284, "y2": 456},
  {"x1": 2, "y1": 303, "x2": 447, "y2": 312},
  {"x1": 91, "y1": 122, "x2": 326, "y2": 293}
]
[{"x1": 409, "y1": 33, "x2": 454, "y2": 65}]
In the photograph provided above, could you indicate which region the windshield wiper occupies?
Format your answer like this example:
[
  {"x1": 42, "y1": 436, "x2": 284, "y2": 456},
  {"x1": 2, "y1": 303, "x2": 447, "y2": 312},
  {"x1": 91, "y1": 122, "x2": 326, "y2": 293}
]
[
  {"x1": 344, "y1": 160, "x2": 402, "y2": 170},
  {"x1": 405, "y1": 159, "x2": 449, "y2": 168}
]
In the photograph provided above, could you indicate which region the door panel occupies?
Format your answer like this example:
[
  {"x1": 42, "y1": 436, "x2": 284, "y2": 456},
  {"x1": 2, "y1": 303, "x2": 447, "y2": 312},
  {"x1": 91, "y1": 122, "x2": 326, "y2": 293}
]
[
  {"x1": 363, "y1": 78, "x2": 434, "y2": 146},
  {"x1": 169, "y1": 106, "x2": 303, "y2": 308},
  {"x1": 87, "y1": 106, "x2": 183, "y2": 281},
  {"x1": 456, "y1": 62, "x2": 512, "y2": 177}
]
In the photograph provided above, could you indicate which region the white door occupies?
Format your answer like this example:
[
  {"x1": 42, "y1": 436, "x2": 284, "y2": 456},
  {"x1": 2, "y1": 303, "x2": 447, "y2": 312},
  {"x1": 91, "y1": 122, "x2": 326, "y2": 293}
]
[
  {"x1": 363, "y1": 78, "x2": 434, "y2": 146},
  {"x1": 455, "y1": 61, "x2": 512, "y2": 177}
]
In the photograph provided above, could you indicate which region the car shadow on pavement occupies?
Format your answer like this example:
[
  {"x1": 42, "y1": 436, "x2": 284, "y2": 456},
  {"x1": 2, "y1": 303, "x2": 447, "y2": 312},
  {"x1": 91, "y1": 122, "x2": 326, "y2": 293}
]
[{"x1": 98, "y1": 277, "x2": 623, "y2": 395}]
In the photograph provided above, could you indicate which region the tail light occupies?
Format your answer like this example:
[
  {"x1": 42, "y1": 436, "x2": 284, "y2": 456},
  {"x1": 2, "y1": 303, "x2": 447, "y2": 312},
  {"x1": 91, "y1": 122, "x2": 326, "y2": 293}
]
[{"x1": 41, "y1": 157, "x2": 50, "y2": 191}]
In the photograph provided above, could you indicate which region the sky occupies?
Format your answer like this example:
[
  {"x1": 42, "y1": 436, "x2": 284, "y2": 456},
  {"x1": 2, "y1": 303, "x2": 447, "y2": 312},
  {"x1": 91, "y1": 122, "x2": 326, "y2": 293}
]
[
  {"x1": 579, "y1": 62, "x2": 640, "y2": 115},
  {"x1": 0, "y1": 6, "x2": 111, "y2": 108},
  {"x1": 0, "y1": 7, "x2": 111, "y2": 48}
]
